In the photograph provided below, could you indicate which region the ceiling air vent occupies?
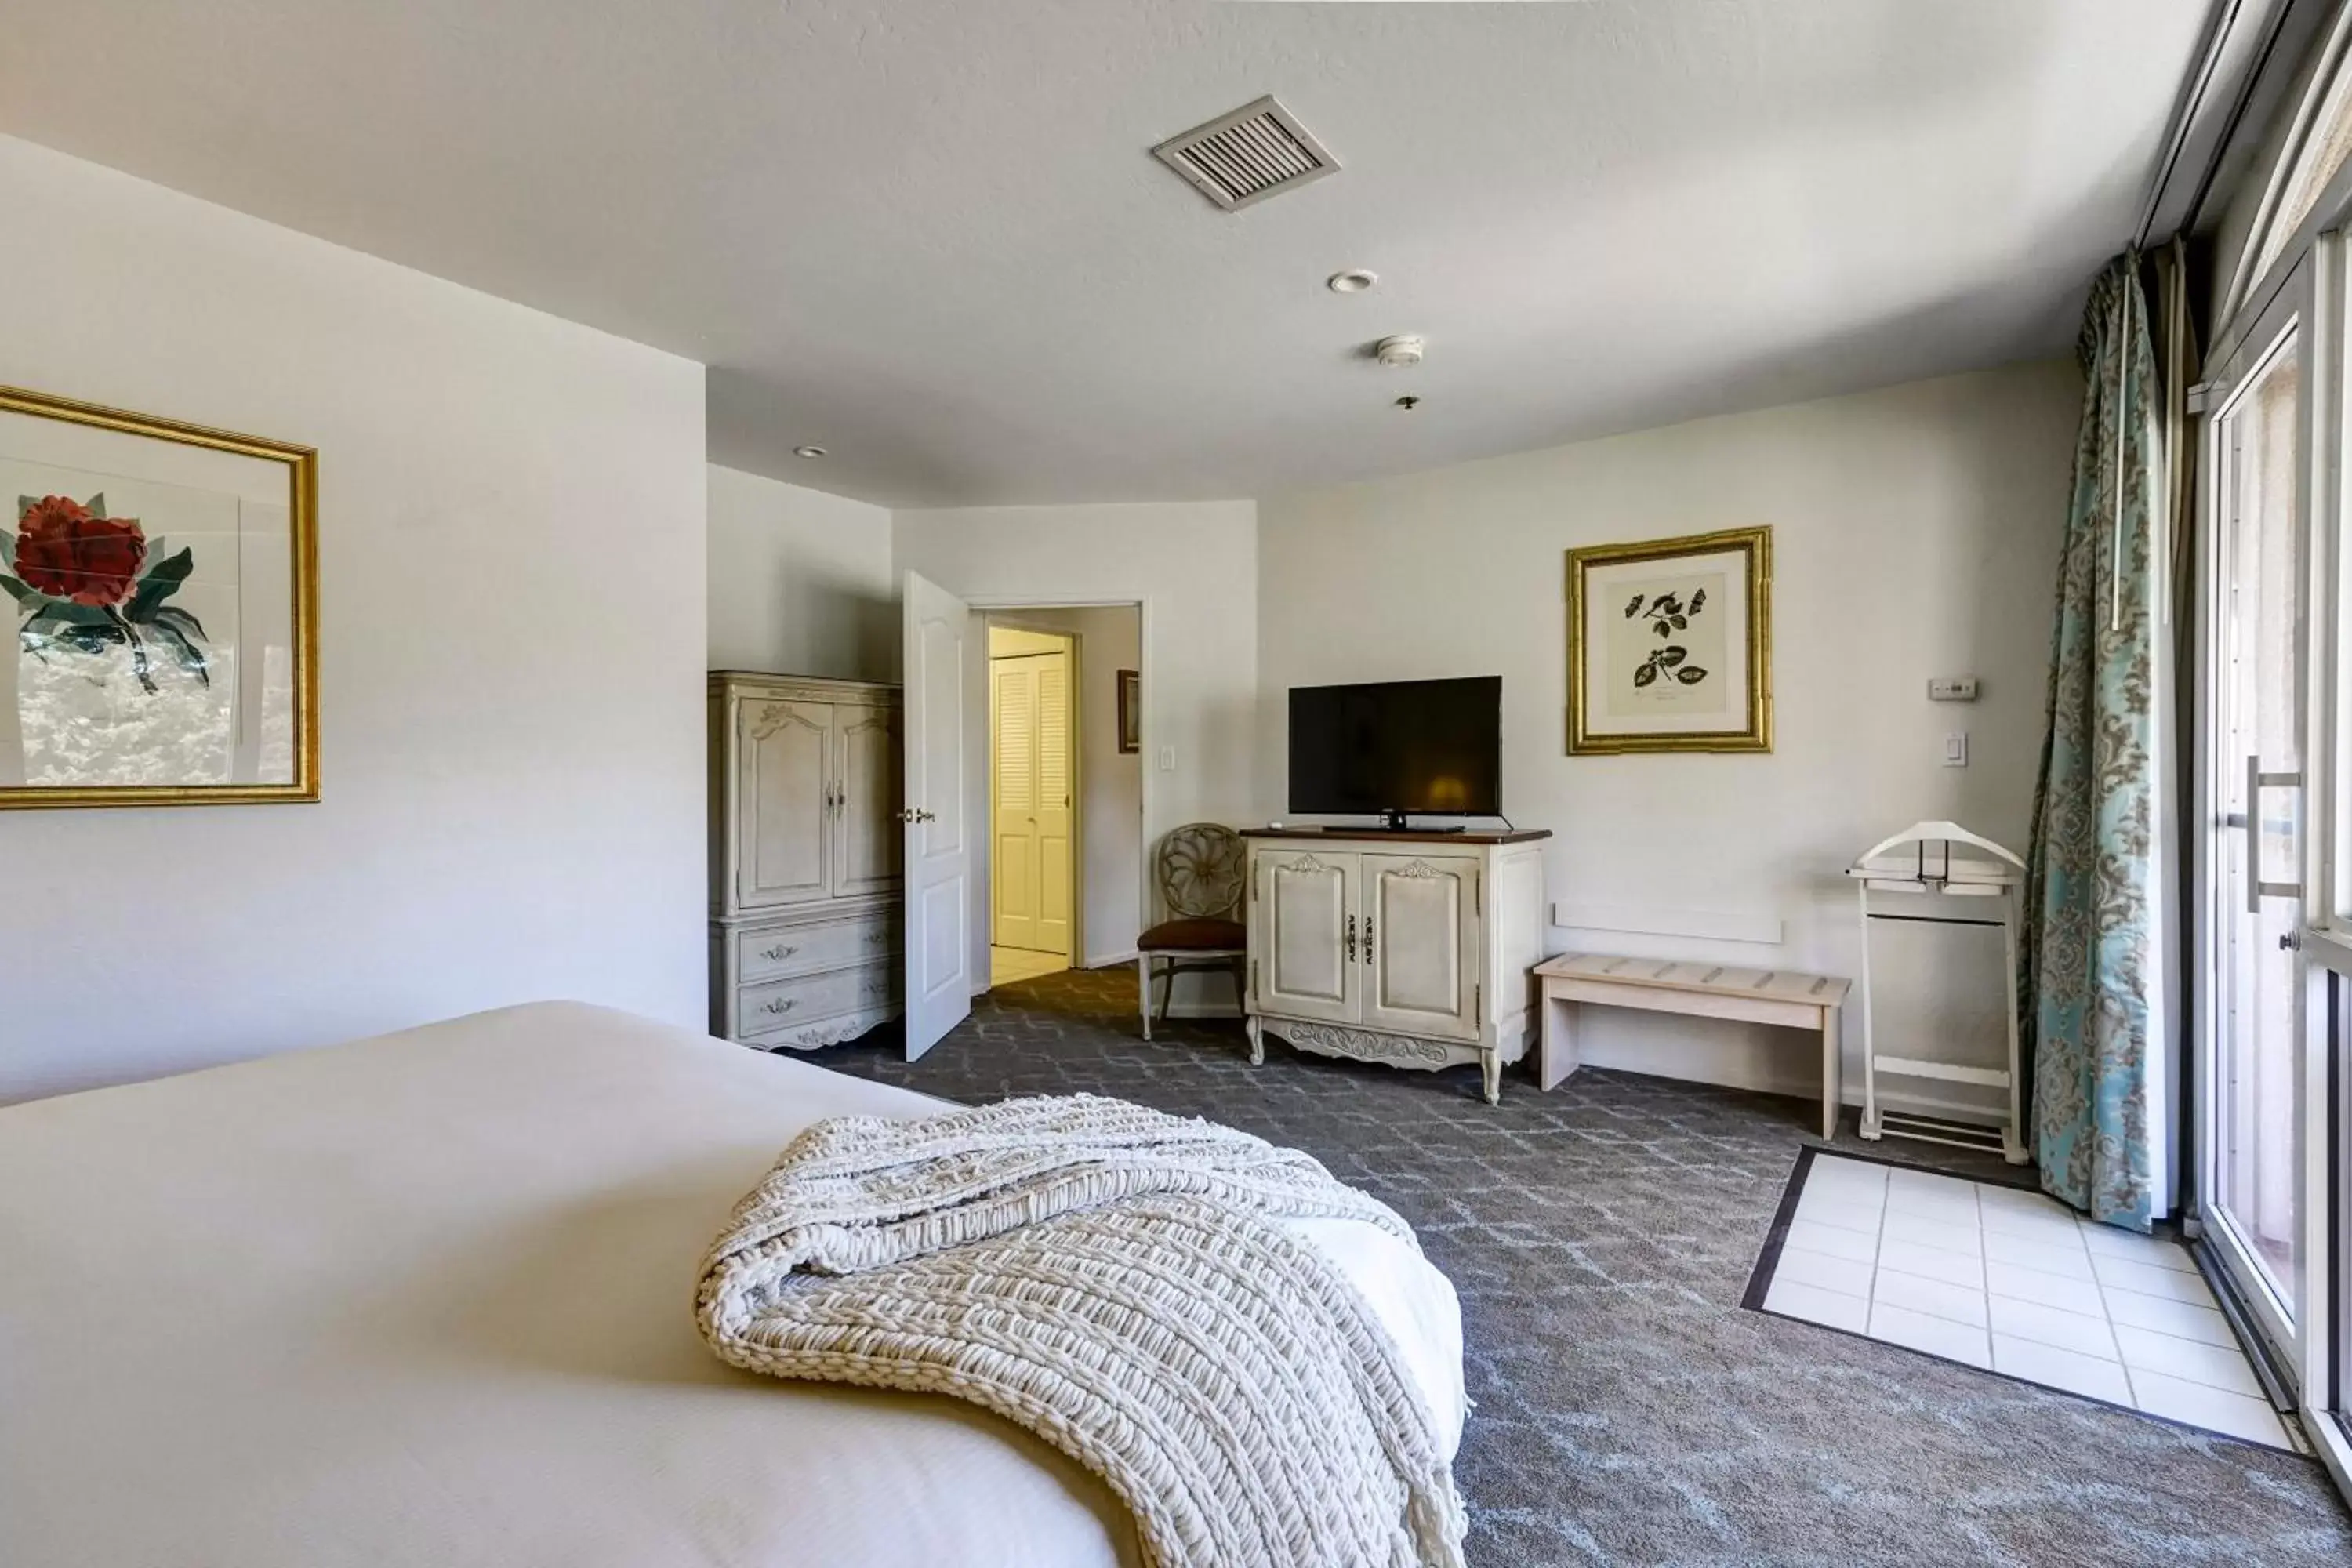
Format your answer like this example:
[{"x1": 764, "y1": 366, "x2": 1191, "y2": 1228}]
[{"x1": 1152, "y1": 95, "x2": 1339, "y2": 212}]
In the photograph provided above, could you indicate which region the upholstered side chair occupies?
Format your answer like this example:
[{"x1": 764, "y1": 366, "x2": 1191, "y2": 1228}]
[{"x1": 1137, "y1": 822, "x2": 1247, "y2": 1040}]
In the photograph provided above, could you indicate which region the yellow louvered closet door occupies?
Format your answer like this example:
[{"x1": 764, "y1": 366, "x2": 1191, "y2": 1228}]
[{"x1": 990, "y1": 650, "x2": 1071, "y2": 956}]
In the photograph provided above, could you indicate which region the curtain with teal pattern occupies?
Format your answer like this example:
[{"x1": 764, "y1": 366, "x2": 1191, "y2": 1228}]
[{"x1": 2021, "y1": 254, "x2": 2161, "y2": 1231}]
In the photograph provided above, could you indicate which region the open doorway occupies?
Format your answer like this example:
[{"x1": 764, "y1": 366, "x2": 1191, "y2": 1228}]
[{"x1": 975, "y1": 607, "x2": 1145, "y2": 993}]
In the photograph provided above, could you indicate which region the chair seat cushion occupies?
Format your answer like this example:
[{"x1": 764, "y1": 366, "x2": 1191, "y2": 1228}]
[{"x1": 1138, "y1": 916, "x2": 1246, "y2": 953}]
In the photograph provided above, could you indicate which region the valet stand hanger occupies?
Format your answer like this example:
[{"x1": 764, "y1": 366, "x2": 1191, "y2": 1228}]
[{"x1": 1846, "y1": 821, "x2": 2030, "y2": 1166}]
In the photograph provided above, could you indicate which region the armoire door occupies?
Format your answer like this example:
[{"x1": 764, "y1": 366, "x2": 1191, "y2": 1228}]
[
  {"x1": 989, "y1": 650, "x2": 1071, "y2": 956},
  {"x1": 736, "y1": 698, "x2": 833, "y2": 910},
  {"x1": 1359, "y1": 854, "x2": 1480, "y2": 1041},
  {"x1": 1251, "y1": 850, "x2": 1358, "y2": 1024},
  {"x1": 830, "y1": 702, "x2": 902, "y2": 898}
]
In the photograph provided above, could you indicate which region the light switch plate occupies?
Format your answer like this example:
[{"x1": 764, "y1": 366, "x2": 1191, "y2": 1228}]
[
  {"x1": 1157, "y1": 745, "x2": 1177, "y2": 772},
  {"x1": 1943, "y1": 732, "x2": 1969, "y2": 768},
  {"x1": 1929, "y1": 677, "x2": 1980, "y2": 702}
]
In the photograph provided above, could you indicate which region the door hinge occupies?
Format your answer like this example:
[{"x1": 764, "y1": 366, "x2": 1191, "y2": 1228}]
[
  {"x1": 1249, "y1": 959, "x2": 1258, "y2": 999},
  {"x1": 1473, "y1": 981, "x2": 1482, "y2": 1021},
  {"x1": 1473, "y1": 873, "x2": 1482, "y2": 917}
]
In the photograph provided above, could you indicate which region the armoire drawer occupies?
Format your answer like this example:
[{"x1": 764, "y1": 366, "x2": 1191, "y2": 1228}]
[
  {"x1": 737, "y1": 962, "x2": 898, "y2": 1033},
  {"x1": 736, "y1": 916, "x2": 898, "y2": 984}
]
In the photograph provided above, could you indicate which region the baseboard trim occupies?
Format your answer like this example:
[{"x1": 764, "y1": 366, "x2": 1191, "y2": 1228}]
[{"x1": 1081, "y1": 951, "x2": 1140, "y2": 969}]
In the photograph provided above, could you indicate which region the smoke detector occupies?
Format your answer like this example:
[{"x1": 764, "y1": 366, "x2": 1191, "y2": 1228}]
[
  {"x1": 1153, "y1": 95, "x2": 1340, "y2": 212},
  {"x1": 1374, "y1": 335, "x2": 1425, "y2": 368}
]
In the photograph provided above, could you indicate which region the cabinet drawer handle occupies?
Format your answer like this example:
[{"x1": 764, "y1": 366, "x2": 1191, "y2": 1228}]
[
  {"x1": 760, "y1": 943, "x2": 799, "y2": 962},
  {"x1": 1345, "y1": 913, "x2": 1356, "y2": 964},
  {"x1": 863, "y1": 930, "x2": 888, "y2": 946},
  {"x1": 1362, "y1": 914, "x2": 1374, "y2": 965},
  {"x1": 759, "y1": 997, "x2": 797, "y2": 1016}
]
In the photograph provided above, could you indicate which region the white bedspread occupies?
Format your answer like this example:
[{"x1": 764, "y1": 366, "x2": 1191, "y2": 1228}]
[{"x1": 0, "y1": 1003, "x2": 1465, "y2": 1568}]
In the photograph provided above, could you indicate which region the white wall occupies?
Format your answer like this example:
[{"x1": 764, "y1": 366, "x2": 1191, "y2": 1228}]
[
  {"x1": 895, "y1": 502, "x2": 1256, "y2": 1007},
  {"x1": 1257, "y1": 362, "x2": 2079, "y2": 1104},
  {"x1": 706, "y1": 463, "x2": 896, "y2": 680},
  {"x1": 0, "y1": 135, "x2": 708, "y2": 1102},
  {"x1": 995, "y1": 607, "x2": 1144, "y2": 967}
]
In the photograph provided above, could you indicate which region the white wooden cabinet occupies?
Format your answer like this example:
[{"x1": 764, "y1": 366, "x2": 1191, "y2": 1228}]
[
  {"x1": 710, "y1": 673, "x2": 903, "y2": 1050},
  {"x1": 1243, "y1": 829, "x2": 1550, "y2": 1103}
]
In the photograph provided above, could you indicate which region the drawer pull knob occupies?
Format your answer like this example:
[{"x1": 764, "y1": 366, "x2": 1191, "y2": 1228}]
[
  {"x1": 761, "y1": 944, "x2": 799, "y2": 961},
  {"x1": 863, "y1": 931, "x2": 887, "y2": 945},
  {"x1": 760, "y1": 997, "x2": 797, "y2": 1016}
]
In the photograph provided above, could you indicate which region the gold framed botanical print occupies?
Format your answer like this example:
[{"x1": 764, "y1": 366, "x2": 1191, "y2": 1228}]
[
  {"x1": 0, "y1": 385, "x2": 318, "y2": 807},
  {"x1": 1566, "y1": 525, "x2": 1771, "y2": 754}
]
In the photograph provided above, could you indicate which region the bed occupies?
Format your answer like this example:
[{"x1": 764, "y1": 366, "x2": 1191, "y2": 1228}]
[{"x1": 0, "y1": 1002, "x2": 1465, "y2": 1567}]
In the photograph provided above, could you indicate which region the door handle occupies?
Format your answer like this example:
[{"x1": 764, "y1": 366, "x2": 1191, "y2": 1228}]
[
  {"x1": 1345, "y1": 913, "x2": 1356, "y2": 964},
  {"x1": 898, "y1": 807, "x2": 935, "y2": 823},
  {"x1": 1362, "y1": 913, "x2": 1374, "y2": 965},
  {"x1": 2244, "y1": 754, "x2": 2304, "y2": 913}
]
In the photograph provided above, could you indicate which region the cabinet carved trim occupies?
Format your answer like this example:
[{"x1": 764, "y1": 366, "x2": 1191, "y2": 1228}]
[{"x1": 1275, "y1": 1021, "x2": 1450, "y2": 1066}]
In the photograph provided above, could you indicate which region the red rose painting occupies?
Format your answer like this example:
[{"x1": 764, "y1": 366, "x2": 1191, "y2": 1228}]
[
  {"x1": 2, "y1": 490, "x2": 209, "y2": 695},
  {"x1": 13, "y1": 495, "x2": 147, "y2": 605}
]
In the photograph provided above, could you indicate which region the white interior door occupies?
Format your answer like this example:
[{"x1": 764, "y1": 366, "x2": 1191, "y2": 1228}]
[
  {"x1": 902, "y1": 571, "x2": 972, "y2": 1059},
  {"x1": 990, "y1": 649, "x2": 1071, "y2": 956}
]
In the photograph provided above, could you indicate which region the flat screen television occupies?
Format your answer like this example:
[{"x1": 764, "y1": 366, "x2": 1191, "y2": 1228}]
[{"x1": 1288, "y1": 677, "x2": 1501, "y2": 829}]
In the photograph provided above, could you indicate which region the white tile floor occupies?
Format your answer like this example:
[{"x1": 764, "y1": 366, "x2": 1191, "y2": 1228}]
[
  {"x1": 1760, "y1": 1153, "x2": 2292, "y2": 1450},
  {"x1": 989, "y1": 946, "x2": 1068, "y2": 985}
]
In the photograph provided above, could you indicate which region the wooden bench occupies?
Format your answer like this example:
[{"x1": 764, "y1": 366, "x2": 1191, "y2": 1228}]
[{"x1": 1533, "y1": 953, "x2": 1853, "y2": 1139}]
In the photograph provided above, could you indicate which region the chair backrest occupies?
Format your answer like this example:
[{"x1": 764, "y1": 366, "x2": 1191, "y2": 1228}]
[{"x1": 1156, "y1": 822, "x2": 1245, "y2": 920}]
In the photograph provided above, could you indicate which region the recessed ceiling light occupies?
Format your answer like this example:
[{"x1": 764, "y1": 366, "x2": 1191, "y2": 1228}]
[
  {"x1": 1327, "y1": 268, "x2": 1377, "y2": 294},
  {"x1": 793, "y1": 445, "x2": 826, "y2": 459}
]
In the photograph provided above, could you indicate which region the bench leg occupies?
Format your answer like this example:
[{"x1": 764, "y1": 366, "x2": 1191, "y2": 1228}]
[
  {"x1": 1539, "y1": 993, "x2": 1580, "y2": 1091},
  {"x1": 1820, "y1": 1004, "x2": 1842, "y2": 1142}
]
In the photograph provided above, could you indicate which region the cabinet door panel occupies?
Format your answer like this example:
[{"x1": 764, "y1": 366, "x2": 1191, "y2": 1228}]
[
  {"x1": 832, "y1": 702, "x2": 903, "y2": 898},
  {"x1": 738, "y1": 699, "x2": 833, "y2": 909},
  {"x1": 1251, "y1": 851, "x2": 1357, "y2": 1023},
  {"x1": 1361, "y1": 854, "x2": 1479, "y2": 1040}
]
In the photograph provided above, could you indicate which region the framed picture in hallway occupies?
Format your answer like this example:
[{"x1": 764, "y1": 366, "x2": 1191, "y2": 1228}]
[
  {"x1": 1116, "y1": 668, "x2": 1140, "y2": 753},
  {"x1": 1566, "y1": 525, "x2": 1770, "y2": 754},
  {"x1": 0, "y1": 384, "x2": 319, "y2": 807}
]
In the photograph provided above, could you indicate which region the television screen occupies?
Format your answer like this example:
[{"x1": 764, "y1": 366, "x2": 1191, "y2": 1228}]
[{"x1": 1288, "y1": 677, "x2": 1501, "y2": 818}]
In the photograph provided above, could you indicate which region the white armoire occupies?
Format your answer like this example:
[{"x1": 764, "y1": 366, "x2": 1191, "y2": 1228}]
[
  {"x1": 1241, "y1": 828, "x2": 1551, "y2": 1103},
  {"x1": 708, "y1": 672, "x2": 903, "y2": 1049}
]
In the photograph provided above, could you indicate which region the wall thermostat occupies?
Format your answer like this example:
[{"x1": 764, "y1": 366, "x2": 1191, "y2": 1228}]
[{"x1": 1929, "y1": 677, "x2": 1980, "y2": 702}]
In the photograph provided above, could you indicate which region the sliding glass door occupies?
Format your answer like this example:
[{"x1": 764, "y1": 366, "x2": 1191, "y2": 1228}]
[{"x1": 2203, "y1": 283, "x2": 2311, "y2": 1367}]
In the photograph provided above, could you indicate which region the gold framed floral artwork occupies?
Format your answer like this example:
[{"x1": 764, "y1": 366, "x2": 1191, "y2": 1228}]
[
  {"x1": 0, "y1": 385, "x2": 318, "y2": 807},
  {"x1": 1566, "y1": 525, "x2": 1771, "y2": 754}
]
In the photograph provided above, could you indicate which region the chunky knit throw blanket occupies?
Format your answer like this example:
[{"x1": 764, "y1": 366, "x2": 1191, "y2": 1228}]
[{"x1": 696, "y1": 1093, "x2": 1467, "y2": 1568}]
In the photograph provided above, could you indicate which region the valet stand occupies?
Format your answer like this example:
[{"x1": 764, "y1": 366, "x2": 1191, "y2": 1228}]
[{"x1": 1846, "y1": 821, "x2": 2030, "y2": 1165}]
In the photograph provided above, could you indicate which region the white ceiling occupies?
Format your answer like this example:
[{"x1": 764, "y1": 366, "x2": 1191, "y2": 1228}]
[{"x1": 0, "y1": 1, "x2": 2210, "y2": 507}]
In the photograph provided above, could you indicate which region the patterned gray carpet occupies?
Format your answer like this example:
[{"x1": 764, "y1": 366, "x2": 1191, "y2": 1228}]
[{"x1": 822, "y1": 966, "x2": 2352, "y2": 1567}]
